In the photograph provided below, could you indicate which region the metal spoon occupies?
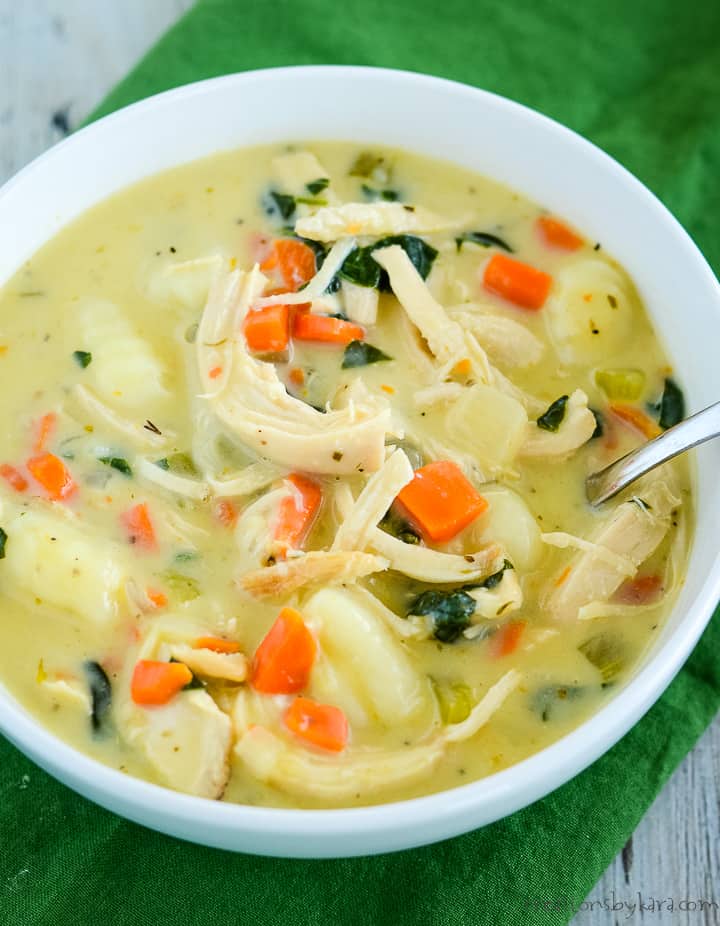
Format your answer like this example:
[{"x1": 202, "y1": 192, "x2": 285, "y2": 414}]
[{"x1": 586, "y1": 400, "x2": 720, "y2": 506}]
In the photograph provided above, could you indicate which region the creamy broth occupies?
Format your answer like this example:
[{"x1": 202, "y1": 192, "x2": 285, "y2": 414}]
[{"x1": 0, "y1": 142, "x2": 691, "y2": 808}]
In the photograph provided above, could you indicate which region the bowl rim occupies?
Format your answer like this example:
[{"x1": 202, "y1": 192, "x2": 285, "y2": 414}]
[{"x1": 1, "y1": 64, "x2": 719, "y2": 857}]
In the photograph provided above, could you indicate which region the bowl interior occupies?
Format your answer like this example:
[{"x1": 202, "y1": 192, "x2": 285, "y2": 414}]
[{"x1": 0, "y1": 66, "x2": 719, "y2": 857}]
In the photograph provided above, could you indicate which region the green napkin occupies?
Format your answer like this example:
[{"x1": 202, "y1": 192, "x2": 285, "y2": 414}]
[{"x1": 2, "y1": 1, "x2": 719, "y2": 923}]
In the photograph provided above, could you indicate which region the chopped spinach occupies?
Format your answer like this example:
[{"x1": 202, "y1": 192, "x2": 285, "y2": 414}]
[
  {"x1": 338, "y1": 245, "x2": 382, "y2": 288},
  {"x1": 361, "y1": 184, "x2": 400, "y2": 202},
  {"x1": 531, "y1": 684, "x2": 585, "y2": 722},
  {"x1": 83, "y1": 661, "x2": 112, "y2": 733},
  {"x1": 455, "y1": 231, "x2": 514, "y2": 253},
  {"x1": 408, "y1": 589, "x2": 476, "y2": 643},
  {"x1": 174, "y1": 550, "x2": 198, "y2": 563},
  {"x1": 342, "y1": 340, "x2": 393, "y2": 369},
  {"x1": 264, "y1": 191, "x2": 296, "y2": 222},
  {"x1": 72, "y1": 350, "x2": 92, "y2": 368},
  {"x1": 590, "y1": 408, "x2": 604, "y2": 439},
  {"x1": 578, "y1": 632, "x2": 626, "y2": 685},
  {"x1": 379, "y1": 507, "x2": 421, "y2": 545},
  {"x1": 658, "y1": 377, "x2": 685, "y2": 429},
  {"x1": 537, "y1": 395, "x2": 569, "y2": 432},
  {"x1": 305, "y1": 178, "x2": 329, "y2": 195},
  {"x1": 0, "y1": 526, "x2": 7, "y2": 559},
  {"x1": 472, "y1": 559, "x2": 514, "y2": 591},
  {"x1": 98, "y1": 456, "x2": 133, "y2": 477},
  {"x1": 338, "y1": 234, "x2": 437, "y2": 291}
]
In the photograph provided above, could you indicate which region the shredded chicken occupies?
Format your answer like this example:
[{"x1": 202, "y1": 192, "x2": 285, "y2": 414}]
[
  {"x1": 467, "y1": 569, "x2": 523, "y2": 620},
  {"x1": 237, "y1": 550, "x2": 388, "y2": 598},
  {"x1": 170, "y1": 644, "x2": 248, "y2": 683},
  {"x1": 521, "y1": 389, "x2": 596, "y2": 459},
  {"x1": 70, "y1": 385, "x2": 173, "y2": 450},
  {"x1": 341, "y1": 280, "x2": 379, "y2": 326},
  {"x1": 135, "y1": 457, "x2": 210, "y2": 501},
  {"x1": 449, "y1": 308, "x2": 544, "y2": 369},
  {"x1": 545, "y1": 479, "x2": 680, "y2": 620},
  {"x1": 295, "y1": 202, "x2": 455, "y2": 242},
  {"x1": 368, "y1": 529, "x2": 502, "y2": 583}
]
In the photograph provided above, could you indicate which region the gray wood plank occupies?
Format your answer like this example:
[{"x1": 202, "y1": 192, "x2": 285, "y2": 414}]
[{"x1": 0, "y1": 3, "x2": 718, "y2": 922}]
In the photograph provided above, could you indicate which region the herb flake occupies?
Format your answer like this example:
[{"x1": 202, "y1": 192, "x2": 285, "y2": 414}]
[
  {"x1": 98, "y1": 456, "x2": 133, "y2": 477},
  {"x1": 73, "y1": 350, "x2": 92, "y2": 368},
  {"x1": 537, "y1": 395, "x2": 569, "y2": 432}
]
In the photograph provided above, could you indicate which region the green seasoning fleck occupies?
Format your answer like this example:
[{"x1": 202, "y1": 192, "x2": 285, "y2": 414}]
[
  {"x1": 658, "y1": 377, "x2": 685, "y2": 429},
  {"x1": 454, "y1": 231, "x2": 514, "y2": 253},
  {"x1": 98, "y1": 456, "x2": 133, "y2": 477},
  {"x1": 0, "y1": 527, "x2": 7, "y2": 559},
  {"x1": 154, "y1": 458, "x2": 170, "y2": 471},
  {"x1": 73, "y1": 350, "x2": 92, "y2": 368},
  {"x1": 306, "y1": 178, "x2": 329, "y2": 195},
  {"x1": 531, "y1": 685, "x2": 584, "y2": 722},
  {"x1": 349, "y1": 151, "x2": 389, "y2": 180},
  {"x1": 342, "y1": 340, "x2": 393, "y2": 369},
  {"x1": 174, "y1": 550, "x2": 198, "y2": 563},
  {"x1": 361, "y1": 184, "x2": 400, "y2": 202},
  {"x1": 537, "y1": 395, "x2": 569, "y2": 432},
  {"x1": 265, "y1": 191, "x2": 296, "y2": 221},
  {"x1": 408, "y1": 589, "x2": 476, "y2": 643}
]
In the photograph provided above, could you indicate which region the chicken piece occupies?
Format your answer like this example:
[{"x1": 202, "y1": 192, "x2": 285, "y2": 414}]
[
  {"x1": 520, "y1": 389, "x2": 596, "y2": 460},
  {"x1": 545, "y1": 480, "x2": 680, "y2": 620},
  {"x1": 449, "y1": 308, "x2": 544, "y2": 369},
  {"x1": 237, "y1": 550, "x2": 388, "y2": 598},
  {"x1": 295, "y1": 202, "x2": 454, "y2": 242},
  {"x1": 368, "y1": 529, "x2": 502, "y2": 583},
  {"x1": 121, "y1": 689, "x2": 233, "y2": 799},
  {"x1": 341, "y1": 280, "x2": 379, "y2": 326},
  {"x1": 170, "y1": 645, "x2": 248, "y2": 683},
  {"x1": 467, "y1": 568, "x2": 523, "y2": 620},
  {"x1": 332, "y1": 449, "x2": 413, "y2": 552},
  {"x1": 198, "y1": 267, "x2": 391, "y2": 475}
]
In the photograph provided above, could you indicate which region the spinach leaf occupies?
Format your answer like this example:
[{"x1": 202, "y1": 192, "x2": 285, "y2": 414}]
[
  {"x1": 361, "y1": 184, "x2": 400, "y2": 202},
  {"x1": 578, "y1": 633, "x2": 626, "y2": 685},
  {"x1": 83, "y1": 661, "x2": 112, "y2": 733},
  {"x1": 408, "y1": 589, "x2": 476, "y2": 643},
  {"x1": 73, "y1": 350, "x2": 92, "y2": 368},
  {"x1": 658, "y1": 377, "x2": 685, "y2": 429},
  {"x1": 531, "y1": 684, "x2": 585, "y2": 722},
  {"x1": 0, "y1": 526, "x2": 7, "y2": 559},
  {"x1": 306, "y1": 178, "x2": 329, "y2": 195},
  {"x1": 338, "y1": 245, "x2": 382, "y2": 288},
  {"x1": 264, "y1": 191, "x2": 296, "y2": 222},
  {"x1": 379, "y1": 508, "x2": 421, "y2": 545},
  {"x1": 373, "y1": 235, "x2": 438, "y2": 292},
  {"x1": 455, "y1": 231, "x2": 514, "y2": 253},
  {"x1": 471, "y1": 559, "x2": 514, "y2": 591},
  {"x1": 338, "y1": 235, "x2": 437, "y2": 291},
  {"x1": 342, "y1": 340, "x2": 393, "y2": 369},
  {"x1": 537, "y1": 395, "x2": 569, "y2": 432},
  {"x1": 590, "y1": 408, "x2": 604, "y2": 439},
  {"x1": 98, "y1": 456, "x2": 133, "y2": 477}
]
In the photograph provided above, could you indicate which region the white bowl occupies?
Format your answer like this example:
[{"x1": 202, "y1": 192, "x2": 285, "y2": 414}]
[{"x1": 1, "y1": 66, "x2": 719, "y2": 858}]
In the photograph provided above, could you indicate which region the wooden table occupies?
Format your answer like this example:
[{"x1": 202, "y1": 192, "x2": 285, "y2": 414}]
[{"x1": 1, "y1": 2, "x2": 717, "y2": 921}]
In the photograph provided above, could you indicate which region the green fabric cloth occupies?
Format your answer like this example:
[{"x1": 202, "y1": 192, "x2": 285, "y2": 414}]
[{"x1": 2, "y1": 1, "x2": 719, "y2": 923}]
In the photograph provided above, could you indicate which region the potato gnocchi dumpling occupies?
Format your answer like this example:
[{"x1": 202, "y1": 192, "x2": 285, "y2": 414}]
[{"x1": 0, "y1": 141, "x2": 690, "y2": 809}]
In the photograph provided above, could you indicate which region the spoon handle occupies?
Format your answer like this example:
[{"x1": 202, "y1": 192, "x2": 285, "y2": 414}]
[{"x1": 586, "y1": 400, "x2": 720, "y2": 506}]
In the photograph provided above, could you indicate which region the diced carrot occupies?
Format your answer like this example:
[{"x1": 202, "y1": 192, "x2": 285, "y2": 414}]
[
  {"x1": 289, "y1": 366, "x2": 305, "y2": 387},
  {"x1": 0, "y1": 463, "x2": 28, "y2": 492},
  {"x1": 33, "y1": 412, "x2": 57, "y2": 452},
  {"x1": 194, "y1": 636, "x2": 242, "y2": 654},
  {"x1": 121, "y1": 502, "x2": 157, "y2": 550},
  {"x1": 131, "y1": 659, "x2": 192, "y2": 706},
  {"x1": 293, "y1": 313, "x2": 365, "y2": 345},
  {"x1": 613, "y1": 574, "x2": 664, "y2": 605},
  {"x1": 609, "y1": 403, "x2": 662, "y2": 439},
  {"x1": 537, "y1": 216, "x2": 584, "y2": 251},
  {"x1": 396, "y1": 461, "x2": 488, "y2": 543},
  {"x1": 26, "y1": 453, "x2": 77, "y2": 501},
  {"x1": 452, "y1": 358, "x2": 472, "y2": 377},
  {"x1": 261, "y1": 239, "x2": 317, "y2": 292},
  {"x1": 214, "y1": 499, "x2": 238, "y2": 528},
  {"x1": 489, "y1": 620, "x2": 527, "y2": 658},
  {"x1": 483, "y1": 253, "x2": 553, "y2": 311},
  {"x1": 145, "y1": 588, "x2": 168, "y2": 609},
  {"x1": 244, "y1": 304, "x2": 290, "y2": 353},
  {"x1": 273, "y1": 473, "x2": 322, "y2": 555},
  {"x1": 381, "y1": 384, "x2": 395, "y2": 395},
  {"x1": 251, "y1": 607, "x2": 316, "y2": 694},
  {"x1": 208, "y1": 365, "x2": 223, "y2": 379},
  {"x1": 283, "y1": 697, "x2": 348, "y2": 752}
]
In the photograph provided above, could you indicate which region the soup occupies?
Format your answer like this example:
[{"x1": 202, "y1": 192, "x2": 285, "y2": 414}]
[{"x1": 0, "y1": 142, "x2": 690, "y2": 808}]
